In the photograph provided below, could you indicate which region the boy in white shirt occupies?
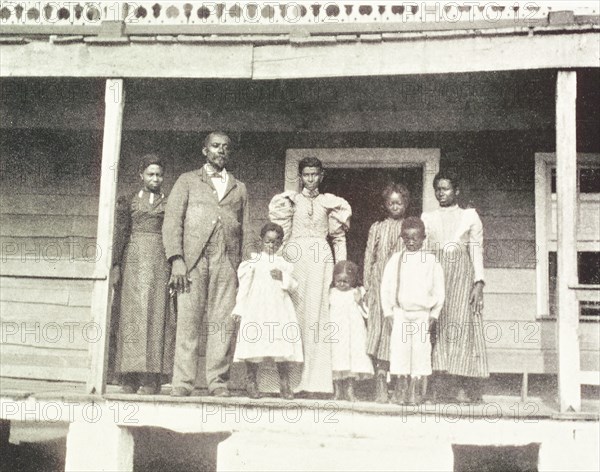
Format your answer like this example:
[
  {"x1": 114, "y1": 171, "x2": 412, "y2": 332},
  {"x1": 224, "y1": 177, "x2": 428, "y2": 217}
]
[{"x1": 380, "y1": 217, "x2": 445, "y2": 404}]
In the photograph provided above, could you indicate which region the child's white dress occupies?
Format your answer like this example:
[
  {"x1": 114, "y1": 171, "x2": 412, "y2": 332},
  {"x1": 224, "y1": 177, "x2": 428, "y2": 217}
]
[
  {"x1": 329, "y1": 287, "x2": 374, "y2": 379},
  {"x1": 232, "y1": 252, "x2": 303, "y2": 363}
]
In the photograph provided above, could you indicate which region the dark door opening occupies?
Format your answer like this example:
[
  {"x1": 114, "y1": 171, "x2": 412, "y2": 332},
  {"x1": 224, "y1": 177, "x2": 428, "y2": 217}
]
[{"x1": 320, "y1": 167, "x2": 423, "y2": 278}]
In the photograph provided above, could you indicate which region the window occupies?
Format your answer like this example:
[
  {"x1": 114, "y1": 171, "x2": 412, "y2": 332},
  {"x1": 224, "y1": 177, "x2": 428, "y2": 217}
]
[
  {"x1": 535, "y1": 153, "x2": 600, "y2": 320},
  {"x1": 548, "y1": 251, "x2": 600, "y2": 319}
]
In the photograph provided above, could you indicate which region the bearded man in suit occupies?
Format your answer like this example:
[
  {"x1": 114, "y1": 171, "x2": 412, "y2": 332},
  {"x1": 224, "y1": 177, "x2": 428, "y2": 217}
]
[{"x1": 163, "y1": 131, "x2": 249, "y2": 397}]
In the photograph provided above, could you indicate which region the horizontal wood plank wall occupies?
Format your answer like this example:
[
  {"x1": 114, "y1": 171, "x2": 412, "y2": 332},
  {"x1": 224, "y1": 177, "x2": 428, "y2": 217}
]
[
  {"x1": 0, "y1": 130, "x2": 99, "y2": 382},
  {"x1": 0, "y1": 277, "x2": 92, "y2": 381}
]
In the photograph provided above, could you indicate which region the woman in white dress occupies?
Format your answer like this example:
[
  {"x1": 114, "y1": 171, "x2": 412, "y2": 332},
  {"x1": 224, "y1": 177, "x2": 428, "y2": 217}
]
[
  {"x1": 421, "y1": 171, "x2": 488, "y2": 403},
  {"x1": 269, "y1": 157, "x2": 352, "y2": 395}
]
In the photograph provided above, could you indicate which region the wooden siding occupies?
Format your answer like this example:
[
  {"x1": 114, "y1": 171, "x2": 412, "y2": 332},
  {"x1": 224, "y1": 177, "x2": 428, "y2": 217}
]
[
  {"x1": 0, "y1": 130, "x2": 99, "y2": 382},
  {"x1": 484, "y1": 269, "x2": 600, "y2": 374},
  {"x1": 0, "y1": 277, "x2": 92, "y2": 381}
]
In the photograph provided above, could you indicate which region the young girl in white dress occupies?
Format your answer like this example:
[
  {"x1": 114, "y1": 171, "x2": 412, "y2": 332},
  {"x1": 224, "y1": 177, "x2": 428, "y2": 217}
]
[
  {"x1": 330, "y1": 261, "x2": 374, "y2": 402},
  {"x1": 232, "y1": 222, "x2": 303, "y2": 400}
]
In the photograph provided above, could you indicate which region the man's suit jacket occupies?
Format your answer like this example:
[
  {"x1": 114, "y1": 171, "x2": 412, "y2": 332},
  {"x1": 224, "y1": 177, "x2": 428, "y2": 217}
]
[{"x1": 163, "y1": 166, "x2": 249, "y2": 271}]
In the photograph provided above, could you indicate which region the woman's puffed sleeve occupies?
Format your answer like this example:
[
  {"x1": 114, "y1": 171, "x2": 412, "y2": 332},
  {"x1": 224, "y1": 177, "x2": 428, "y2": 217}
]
[
  {"x1": 268, "y1": 191, "x2": 297, "y2": 246},
  {"x1": 467, "y1": 209, "x2": 485, "y2": 283},
  {"x1": 231, "y1": 259, "x2": 255, "y2": 319},
  {"x1": 324, "y1": 194, "x2": 352, "y2": 262}
]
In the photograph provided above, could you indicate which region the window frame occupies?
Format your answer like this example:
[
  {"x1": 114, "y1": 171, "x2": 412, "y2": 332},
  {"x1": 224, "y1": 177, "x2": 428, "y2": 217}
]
[{"x1": 534, "y1": 152, "x2": 600, "y2": 319}]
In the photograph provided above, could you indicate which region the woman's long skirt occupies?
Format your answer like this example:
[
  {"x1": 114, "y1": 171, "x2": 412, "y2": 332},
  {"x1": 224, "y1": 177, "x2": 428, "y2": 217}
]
[
  {"x1": 286, "y1": 236, "x2": 334, "y2": 393},
  {"x1": 115, "y1": 232, "x2": 174, "y2": 375},
  {"x1": 432, "y1": 245, "x2": 489, "y2": 378}
]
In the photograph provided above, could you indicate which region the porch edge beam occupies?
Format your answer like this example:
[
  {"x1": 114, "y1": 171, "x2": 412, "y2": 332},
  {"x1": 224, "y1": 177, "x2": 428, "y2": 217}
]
[
  {"x1": 555, "y1": 70, "x2": 580, "y2": 413},
  {"x1": 0, "y1": 33, "x2": 598, "y2": 79},
  {"x1": 0, "y1": 43, "x2": 253, "y2": 78},
  {"x1": 253, "y1": 33, "x2": 600, "y2": 80},
  {"x1": 87, "y1": 79, "x2": 124, "y2": 394}
]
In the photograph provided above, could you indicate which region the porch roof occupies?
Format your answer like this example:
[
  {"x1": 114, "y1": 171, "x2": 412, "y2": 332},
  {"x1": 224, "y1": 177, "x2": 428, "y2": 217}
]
[
  {"x1": 1, "y1": 1, "x2": 599, "y2": 42},
  {"x1": 1, "y1": 22, "x2": 600, "y2": 46},
  {"x1": 2, "y1": 3, "x2": 600, "y2": 79},
  {"x1": 1, "y1": 11, "x2": 599, "y2": 45}
]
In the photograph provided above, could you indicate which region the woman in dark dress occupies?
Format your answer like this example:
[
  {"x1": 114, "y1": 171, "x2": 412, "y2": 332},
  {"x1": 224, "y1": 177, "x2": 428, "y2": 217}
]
[{"x1": 112, "y1": 155, "x2": 174, "y2": 394}]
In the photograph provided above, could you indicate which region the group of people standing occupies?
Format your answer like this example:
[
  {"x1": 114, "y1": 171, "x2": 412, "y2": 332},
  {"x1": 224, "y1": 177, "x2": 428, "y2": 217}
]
[{"x1": 111, "y1": 130, "x2": 488, "y2": 404}]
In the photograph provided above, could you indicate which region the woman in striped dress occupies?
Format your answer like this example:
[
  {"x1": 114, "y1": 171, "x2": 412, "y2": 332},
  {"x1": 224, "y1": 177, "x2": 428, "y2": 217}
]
[
  {"x1": 421, "y1": 171, "x2": 488, "y2": 403},
  {"x1": 269, "y1": 157, "x2": 351, "y2": 395},
  {"x1": 363, "y1": 183, "x2": 410, "y2": 403}
]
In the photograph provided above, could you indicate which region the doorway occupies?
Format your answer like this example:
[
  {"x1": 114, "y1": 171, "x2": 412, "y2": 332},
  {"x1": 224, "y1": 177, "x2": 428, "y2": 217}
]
[
  {"x1": 320, "y1": 167, "x2": 423, "y2": 276},
  {"x1": 285, "y1": 147, "x2": 441, "y2": 276}
]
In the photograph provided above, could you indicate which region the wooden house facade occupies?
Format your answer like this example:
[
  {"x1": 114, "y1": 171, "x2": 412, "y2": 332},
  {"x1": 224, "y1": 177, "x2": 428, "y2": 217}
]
[
  {"x1": 1, "y1": 0, "x2": 599, "y2": 405},
  {"x1": 0, "y1": 2, "x2": 599, "y2": 469}
]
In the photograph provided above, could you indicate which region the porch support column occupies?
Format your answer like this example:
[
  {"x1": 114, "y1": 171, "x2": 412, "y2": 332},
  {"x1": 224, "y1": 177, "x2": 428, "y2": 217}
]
[
  {"x1": 65, "y1": 421, "x2": 133, "y2": 472},
  {"x1": 87, "y1": 79, "x2": 125, "y2": 394},
  {"x1": 555, "y1": 70, "x2": 580, "y2": 412}
]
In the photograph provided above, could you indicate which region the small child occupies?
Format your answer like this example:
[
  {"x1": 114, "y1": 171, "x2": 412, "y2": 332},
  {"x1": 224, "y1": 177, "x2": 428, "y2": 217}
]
[
  {"x1": 380, "y1": 217, "x2": 445, "y2": 405},
  {"x1": 363, "y1": 183, "x2": 410, "y2": 403},
  {"x1": 330, "y1": 261, "x2": 374, "y2": 402},
  {"x1": 232, "y1": 222, "x2": 303, "y2": 400}
]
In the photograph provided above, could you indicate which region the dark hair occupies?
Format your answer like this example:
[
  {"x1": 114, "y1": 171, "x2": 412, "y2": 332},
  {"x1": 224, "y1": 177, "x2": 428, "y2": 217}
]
[
  {"x1": 203, "y1": 131, "x2": 231, "y2": 149},
  {"x1": 298, "y1": 157, "x2": 323, "y2": 174},
  {"x1": 381, "y1": 182, "x2": 411, "y2": 207},
  {"x1": 333, "y1": 260, "x2": 360, "y2": 288},
  {"x1": 401, "y1": 216, "x2": 426, "y2": 235},
  {"x1": 138, "y1": 154, "x2": 164, "y2": 174},
  {"x1": 433, "y1": 170, "x2": 461, "y2": 190},
  {"x1": 260, "y1": 222, "x2": 284, "y2": 240}
]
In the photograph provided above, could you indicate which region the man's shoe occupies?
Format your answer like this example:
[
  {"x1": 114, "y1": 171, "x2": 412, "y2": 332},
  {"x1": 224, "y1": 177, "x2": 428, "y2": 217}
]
[
  {"x1": 170, "y1": 387, "x2": 191, "y2": 397},
  {"x1": 212, "y1": 387, "x2": 230, "y2": 398}
]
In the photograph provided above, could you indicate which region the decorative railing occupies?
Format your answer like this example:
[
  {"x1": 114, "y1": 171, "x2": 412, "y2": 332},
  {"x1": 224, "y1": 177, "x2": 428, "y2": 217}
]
[{"x1": 1, "y1": 1, "x2": 591, "y2": 28}]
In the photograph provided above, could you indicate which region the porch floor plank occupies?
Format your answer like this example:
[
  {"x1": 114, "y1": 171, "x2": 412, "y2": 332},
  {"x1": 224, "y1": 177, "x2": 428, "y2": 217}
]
[{"x1": 1, "y1": 377, "x2": 598, "y2": 419}]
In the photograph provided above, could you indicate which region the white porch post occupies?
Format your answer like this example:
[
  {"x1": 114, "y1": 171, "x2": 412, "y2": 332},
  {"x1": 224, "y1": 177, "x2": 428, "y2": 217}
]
[
  {"x1": 65, "y1": 421, "x2": 133, "y2": 472},
  {"x1": 87, "y1": 79, "x2": 125, "y2": 394},
  {"x1": 555, "y1": 71, "x2": 580, "y2": 412}
]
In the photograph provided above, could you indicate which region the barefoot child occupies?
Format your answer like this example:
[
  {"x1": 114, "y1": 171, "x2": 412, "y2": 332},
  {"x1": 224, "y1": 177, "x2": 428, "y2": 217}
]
[
  {"x1": 330, "y1": 261, "x2": 374, "y2": 402},
  {"x1": 380, "y1": 217, "x2": 445, "y2": 405},
  {"x1": 363, "y1": 183, "x2": 410, "y2": 402},
  {"x1": 232, "y1": 223, "x2": 303, "y2": 400}
]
